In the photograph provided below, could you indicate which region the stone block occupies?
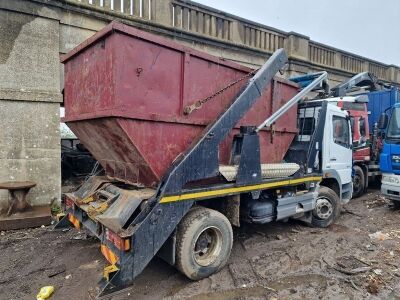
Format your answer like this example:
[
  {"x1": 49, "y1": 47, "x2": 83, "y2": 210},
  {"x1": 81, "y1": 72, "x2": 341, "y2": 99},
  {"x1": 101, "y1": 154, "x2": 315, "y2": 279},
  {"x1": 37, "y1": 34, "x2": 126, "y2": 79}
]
[{"x1": 286, "y1": 31, "x2": 310, "y2": 62}]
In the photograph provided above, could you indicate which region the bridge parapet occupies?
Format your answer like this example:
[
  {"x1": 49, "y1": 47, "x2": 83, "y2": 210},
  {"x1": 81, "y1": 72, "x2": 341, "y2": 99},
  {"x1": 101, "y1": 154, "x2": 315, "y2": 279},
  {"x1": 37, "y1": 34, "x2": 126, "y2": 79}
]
[{"x1": 68, "y1": 0, "x2": 399, "y2": 84}]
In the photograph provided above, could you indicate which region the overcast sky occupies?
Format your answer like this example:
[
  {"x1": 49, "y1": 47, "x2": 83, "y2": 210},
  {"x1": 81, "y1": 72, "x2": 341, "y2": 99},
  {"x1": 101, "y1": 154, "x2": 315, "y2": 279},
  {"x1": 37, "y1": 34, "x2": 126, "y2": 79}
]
[{"x1": 194, "y1": 0, "x2": 400, "y2": 66}]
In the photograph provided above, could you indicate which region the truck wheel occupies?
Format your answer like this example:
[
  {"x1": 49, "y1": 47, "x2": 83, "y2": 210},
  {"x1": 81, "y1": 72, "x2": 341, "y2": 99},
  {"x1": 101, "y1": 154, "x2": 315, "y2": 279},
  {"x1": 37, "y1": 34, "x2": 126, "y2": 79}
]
[
  {"x1": 392, "y1": 200, "x2": 400, "y2": 209},
  {"x1": 352, "y1": 166, "x2": 365, "y2": 198},
  {"x1": 175, "y1": 206, "x2": 233, "y2": 280},
  {"x1": 311, "y1": 187, "x2": 341, "y2": 228}
]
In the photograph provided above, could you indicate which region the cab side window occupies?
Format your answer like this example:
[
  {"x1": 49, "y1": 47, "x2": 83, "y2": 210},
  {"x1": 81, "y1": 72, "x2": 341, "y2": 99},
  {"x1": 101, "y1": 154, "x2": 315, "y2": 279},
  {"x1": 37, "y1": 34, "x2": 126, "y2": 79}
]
[
  {"x1": 359, "y1": 117, "x2": 366, "y2": 137},
  {"x1": 333, "y1": 116, "x2": 350, "y2": 148}
]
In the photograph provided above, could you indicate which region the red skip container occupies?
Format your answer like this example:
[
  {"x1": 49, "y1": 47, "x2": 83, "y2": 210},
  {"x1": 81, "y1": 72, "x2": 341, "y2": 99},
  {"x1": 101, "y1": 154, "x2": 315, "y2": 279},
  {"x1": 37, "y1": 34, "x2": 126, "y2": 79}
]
[{"x1": 62, "y1": 22, "x2": 299, "y2": 187}]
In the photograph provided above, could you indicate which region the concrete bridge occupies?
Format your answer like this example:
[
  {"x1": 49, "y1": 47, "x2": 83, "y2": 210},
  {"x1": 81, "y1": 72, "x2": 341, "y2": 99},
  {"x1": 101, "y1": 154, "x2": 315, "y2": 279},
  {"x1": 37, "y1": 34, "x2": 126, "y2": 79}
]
[{"x1": 0, "y1": 0, "x2": 399, "y2": 209}]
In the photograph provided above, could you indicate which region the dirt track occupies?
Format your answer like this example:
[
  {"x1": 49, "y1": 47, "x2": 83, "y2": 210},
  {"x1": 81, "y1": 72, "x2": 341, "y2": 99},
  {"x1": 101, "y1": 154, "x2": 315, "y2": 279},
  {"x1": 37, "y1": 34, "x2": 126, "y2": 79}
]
[{"x1": 2, "y1": 190, "x2": 400, "y2": 300}]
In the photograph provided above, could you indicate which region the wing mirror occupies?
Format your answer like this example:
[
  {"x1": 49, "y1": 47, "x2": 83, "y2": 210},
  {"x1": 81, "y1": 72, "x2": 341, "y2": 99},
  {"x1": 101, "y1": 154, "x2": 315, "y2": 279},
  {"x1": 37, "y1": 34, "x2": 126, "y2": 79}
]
[{"x1": 378, "y1": 113, "x2": 388, "y2": 129}]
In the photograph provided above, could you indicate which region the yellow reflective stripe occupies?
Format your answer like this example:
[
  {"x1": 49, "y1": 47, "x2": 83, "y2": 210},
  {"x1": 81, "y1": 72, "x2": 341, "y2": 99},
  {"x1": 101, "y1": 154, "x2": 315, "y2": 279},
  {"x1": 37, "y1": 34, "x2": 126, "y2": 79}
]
[
  {"x1": 103, "y1": 264, "x2": 119, "y2": 281},
  {"x1": 160, "y1": 176, "x2": 322, "y2": 203},
  {"x1": 68, "y1": 213, "x2": 81, "y2": 229},
  {"x1": 101, "y1": 244, "x2": 119, "y2": 265}
]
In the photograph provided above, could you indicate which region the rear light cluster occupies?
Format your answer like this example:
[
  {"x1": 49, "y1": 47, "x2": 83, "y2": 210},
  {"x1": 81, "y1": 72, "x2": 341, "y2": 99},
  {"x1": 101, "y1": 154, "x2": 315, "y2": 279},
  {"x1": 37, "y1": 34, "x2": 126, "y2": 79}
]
[
  {"x1": 105, "y1": 229, "x2": 130, "y2": 251},
  {"x1": 65, "y1": 197, "x2": 74, "y2": 210}
]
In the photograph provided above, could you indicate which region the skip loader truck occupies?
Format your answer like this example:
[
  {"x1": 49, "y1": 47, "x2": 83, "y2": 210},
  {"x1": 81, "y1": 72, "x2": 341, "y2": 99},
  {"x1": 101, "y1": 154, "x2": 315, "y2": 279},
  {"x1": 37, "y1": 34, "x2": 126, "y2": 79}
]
[{"x1": 57, "y1": 22, "x2": 352, "y2": 295}]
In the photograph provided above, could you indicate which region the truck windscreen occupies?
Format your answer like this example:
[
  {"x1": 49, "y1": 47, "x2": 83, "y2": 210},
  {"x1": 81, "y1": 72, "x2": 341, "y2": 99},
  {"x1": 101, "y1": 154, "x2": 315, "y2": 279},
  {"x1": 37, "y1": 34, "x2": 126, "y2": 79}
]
[{"x1": 388, "y1": 107, "x2": 400, "y2": 139}]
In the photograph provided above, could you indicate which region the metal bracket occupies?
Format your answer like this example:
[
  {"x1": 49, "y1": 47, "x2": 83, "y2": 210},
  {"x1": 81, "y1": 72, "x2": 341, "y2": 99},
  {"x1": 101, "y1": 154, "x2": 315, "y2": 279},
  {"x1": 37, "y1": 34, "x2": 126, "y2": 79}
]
[{"x1": 230, "y1": 126, "x2": 262, "y2": 185}]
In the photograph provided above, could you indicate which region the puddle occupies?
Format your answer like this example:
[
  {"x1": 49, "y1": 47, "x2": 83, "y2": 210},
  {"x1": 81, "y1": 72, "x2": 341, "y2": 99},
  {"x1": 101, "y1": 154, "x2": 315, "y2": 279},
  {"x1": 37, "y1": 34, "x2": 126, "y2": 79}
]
[
  {"x1": 336, "y1": 255, "x2": 368, "y2": 270},
  {"x1": 185, "y1": 286, "x2": 271, "y2": 300},
  {"x1": 184, "y1": 275, "x2": 328, "y2": 300},
  {"x1": 267, "y1": 274, "x2": 328, "y2": 291}
]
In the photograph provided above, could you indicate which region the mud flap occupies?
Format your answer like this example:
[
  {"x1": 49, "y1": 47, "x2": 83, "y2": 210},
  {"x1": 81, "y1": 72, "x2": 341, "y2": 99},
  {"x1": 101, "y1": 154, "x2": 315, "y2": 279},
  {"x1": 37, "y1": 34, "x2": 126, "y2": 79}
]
[
  {"x1": 97, "y1": 200, "x2": 194, "y2": 297},
  {"x1": 54, "y1": 214, "x2": 73, "y2": 229},
  {"x1": 98, "y1": 269, "x2": 123, "y2": 297}
]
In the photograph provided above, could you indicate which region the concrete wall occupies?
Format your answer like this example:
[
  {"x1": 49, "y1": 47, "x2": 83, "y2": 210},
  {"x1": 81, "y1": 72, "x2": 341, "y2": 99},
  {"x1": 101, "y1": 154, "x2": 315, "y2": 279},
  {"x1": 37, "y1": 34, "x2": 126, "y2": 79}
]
[
  {"x1": 0, "y1": 0, "x2": 398, "y2": 209},
  {"x1": 0, "y1": 8, "x2": 62, "y2": 211}
]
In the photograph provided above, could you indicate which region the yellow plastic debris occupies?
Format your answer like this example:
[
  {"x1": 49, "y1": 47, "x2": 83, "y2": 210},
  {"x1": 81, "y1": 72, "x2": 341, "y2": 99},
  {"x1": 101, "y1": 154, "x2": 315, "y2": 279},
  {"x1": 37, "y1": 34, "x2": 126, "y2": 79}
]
[{"x1": 36, "y1": 286, "x2": 54, "y2": 300}]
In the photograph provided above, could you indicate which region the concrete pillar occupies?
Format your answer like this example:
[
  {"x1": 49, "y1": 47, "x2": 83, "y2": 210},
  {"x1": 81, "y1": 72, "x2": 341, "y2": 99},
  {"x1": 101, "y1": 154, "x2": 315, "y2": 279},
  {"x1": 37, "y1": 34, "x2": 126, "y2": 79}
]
[
  {"x1": 388, "y1": 65, "x2": 399, "y2": 83},
  {"x1": 174, "y1": 4, "x2": 182, "y2": 29},
  {"x1": 0, "y1": 9, "x2": 62, "y2": 212},
  {"x1": 153, "y1": 0, "x2": 173, "y2": 26},
  {"x1": 362, "y1": 61, "x2": 369, "y2": 72},
  {"x1": 197, "y1": 12, "x2": 204, "y2": 34},
  {"x1": 182, "y1": 7, "x2": 189, "y2": 30},
  {"x1": 334, "y1": 52, "x2": 342, "y2": 69},
  {"x1": 230, "y1": 20, "x2": 243, "y2": 45},
  {"x1": 142, "y1": 0, "x2": 150, "y2": 20},
  {"x1": 286, "y1": 32, "x2": 310, "y2": 61},
  {"x1": 210, "y1": 15, "x2": 217, "y2": 37}
]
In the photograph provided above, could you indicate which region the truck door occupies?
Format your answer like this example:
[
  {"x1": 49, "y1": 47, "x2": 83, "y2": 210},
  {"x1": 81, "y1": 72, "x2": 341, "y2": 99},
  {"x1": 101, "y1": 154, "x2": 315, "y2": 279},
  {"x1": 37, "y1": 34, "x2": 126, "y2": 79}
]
[{"x1": 324, "y1": 107, "x2": 353, "y2": 185}]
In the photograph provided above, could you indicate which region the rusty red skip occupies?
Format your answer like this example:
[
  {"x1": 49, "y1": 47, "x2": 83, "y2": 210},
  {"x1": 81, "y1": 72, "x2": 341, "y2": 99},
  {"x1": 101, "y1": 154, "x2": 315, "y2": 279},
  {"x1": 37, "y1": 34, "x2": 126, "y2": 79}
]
[{"x1": 61, "y1": 22, "x2": 299, "y2": 187}]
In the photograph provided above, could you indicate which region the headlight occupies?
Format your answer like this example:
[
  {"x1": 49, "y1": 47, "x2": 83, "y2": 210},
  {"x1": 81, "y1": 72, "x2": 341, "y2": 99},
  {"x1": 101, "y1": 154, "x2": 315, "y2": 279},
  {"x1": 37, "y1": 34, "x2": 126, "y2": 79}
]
[{"x1": 383, "y1": 175, "x2": 400, "y2": 184}]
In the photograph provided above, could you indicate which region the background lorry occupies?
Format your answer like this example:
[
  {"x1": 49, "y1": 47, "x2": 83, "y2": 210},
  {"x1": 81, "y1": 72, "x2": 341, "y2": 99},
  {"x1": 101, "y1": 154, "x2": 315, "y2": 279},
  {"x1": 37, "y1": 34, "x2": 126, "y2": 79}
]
[
  {"x1": 57, "y1": 22, "x2": 352, "y2": 295},
  {"x1": 291, "y1": 73, "x2": 398, "y2": 197},
  {"x1": 379, "y1": 99, "x2": 400, "y2": 205}
]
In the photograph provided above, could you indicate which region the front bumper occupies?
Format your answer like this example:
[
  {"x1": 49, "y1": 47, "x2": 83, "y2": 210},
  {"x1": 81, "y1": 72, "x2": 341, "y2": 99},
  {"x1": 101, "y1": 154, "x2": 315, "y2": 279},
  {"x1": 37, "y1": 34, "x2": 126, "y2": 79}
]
[{"x1": 381, "y1": 174, "x2": 400, "y2": 201}]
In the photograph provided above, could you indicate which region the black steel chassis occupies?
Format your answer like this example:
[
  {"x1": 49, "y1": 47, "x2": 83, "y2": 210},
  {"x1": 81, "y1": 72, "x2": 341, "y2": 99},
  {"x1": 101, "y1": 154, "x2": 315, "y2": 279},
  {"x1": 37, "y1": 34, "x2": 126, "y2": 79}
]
[{"x1": 58, "y1": 174, "x2": 321, "y2": 296}]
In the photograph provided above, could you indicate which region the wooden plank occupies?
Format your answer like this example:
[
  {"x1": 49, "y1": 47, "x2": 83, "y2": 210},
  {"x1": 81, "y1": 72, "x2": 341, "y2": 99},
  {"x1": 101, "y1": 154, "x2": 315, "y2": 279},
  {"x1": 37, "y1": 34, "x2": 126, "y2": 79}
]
[{"x1": 0, "y1": 206, "x2": 52, "y2": 231}]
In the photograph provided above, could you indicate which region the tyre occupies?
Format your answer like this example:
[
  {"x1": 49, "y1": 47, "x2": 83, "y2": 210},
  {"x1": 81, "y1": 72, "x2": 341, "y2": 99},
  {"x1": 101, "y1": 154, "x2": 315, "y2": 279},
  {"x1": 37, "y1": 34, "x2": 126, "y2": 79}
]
[
  {"x1": 175, "y1": 206, "x2": 233, "y2": 280},
  {"x1": 392, "y1": 200, "x2": 400, "y2": 209},
  {"x1": 352, "y1": 166, "x2": 365, "y2": 198},
  {"x1": 311, "y1": 186, "x2": 341, "y2": 228}
]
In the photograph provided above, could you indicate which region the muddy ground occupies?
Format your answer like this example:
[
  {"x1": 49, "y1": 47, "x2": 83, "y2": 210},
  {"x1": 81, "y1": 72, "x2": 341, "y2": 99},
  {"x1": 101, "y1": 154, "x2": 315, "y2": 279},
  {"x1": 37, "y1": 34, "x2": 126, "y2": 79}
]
[{"x1": 2, "y1": 190, "x2": 400, "y2": 300}]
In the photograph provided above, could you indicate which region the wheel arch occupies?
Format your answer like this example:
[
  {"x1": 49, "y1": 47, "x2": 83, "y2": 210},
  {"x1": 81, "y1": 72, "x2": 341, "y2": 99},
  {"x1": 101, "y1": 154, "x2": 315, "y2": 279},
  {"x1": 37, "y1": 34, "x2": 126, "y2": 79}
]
[
  {"x1": 353, "y1": 164, "x2": 367, "y2": 197},
  {"x1": 359, "y1": 163, "x2": 369, "y2": 190},
  {"x1": 319, "y1": 178, "x2": 340, "y2": 198},
  {"x1": 196, "y1": 195, "x2": 240, "y2": 227}
]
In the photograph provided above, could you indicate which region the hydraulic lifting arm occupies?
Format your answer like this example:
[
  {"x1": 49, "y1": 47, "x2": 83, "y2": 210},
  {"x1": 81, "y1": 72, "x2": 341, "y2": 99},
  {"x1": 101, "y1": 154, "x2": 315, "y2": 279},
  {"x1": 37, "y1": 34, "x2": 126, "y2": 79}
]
[
  {"x1": 256, "y1": 71, "x2": 328, "y2": 131},
  {"x1": 290, "y1": 71, "x2": 382, "y2": 98},
  {"x1": 330, "y1": 71, "x2": 381, "y2": 97}
]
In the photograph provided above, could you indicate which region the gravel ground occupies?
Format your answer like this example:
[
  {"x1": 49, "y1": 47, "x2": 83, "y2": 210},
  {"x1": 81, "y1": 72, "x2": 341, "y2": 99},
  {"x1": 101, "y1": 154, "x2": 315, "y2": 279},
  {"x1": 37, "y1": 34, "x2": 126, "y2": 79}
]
[{"x1": 2, "y1": 189, "x2": 400, "y2": 300}]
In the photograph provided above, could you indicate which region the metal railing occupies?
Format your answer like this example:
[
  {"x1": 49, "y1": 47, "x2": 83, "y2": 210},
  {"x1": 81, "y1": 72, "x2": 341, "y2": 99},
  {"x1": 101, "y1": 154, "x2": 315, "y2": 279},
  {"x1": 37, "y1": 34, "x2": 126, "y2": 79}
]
[
  {"x1": 74, "y1": 0, "x2": 153, "y2": 20},
  {"x1": 369, "y1": 62, "x2": 389, "y2": 80},
  {"x1": 341, "y1": 54, "x2": 364, "y2": 74},
  {"x1": 172, "y1": 1, "x2": 231, "y2": 40},
  {"x1": 309, "y1": 43, "x2": 335, "y2": 67},
  {"x1": 243, "y1": 24, "x2": 285, "y2": 52}
]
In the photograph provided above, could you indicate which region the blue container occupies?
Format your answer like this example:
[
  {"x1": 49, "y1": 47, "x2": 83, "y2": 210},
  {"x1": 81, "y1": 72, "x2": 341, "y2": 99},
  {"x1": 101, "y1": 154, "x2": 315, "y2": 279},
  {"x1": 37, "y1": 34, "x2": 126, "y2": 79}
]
[{"x1": 366, "y1": 88, "x2": 400, "y2": 130}]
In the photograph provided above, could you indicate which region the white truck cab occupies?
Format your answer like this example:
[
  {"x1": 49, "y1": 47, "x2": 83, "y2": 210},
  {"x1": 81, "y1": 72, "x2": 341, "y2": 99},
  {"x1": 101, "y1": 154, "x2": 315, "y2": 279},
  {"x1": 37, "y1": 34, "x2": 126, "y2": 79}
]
[{"x1": 299, "y1": 99, "x2": 353, "y2": 204}]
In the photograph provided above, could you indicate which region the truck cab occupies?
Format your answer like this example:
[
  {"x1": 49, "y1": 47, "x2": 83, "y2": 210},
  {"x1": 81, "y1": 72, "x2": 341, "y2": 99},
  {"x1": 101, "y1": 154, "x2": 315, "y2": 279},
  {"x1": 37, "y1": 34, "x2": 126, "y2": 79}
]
[
  {"x1": 296, "y1": 99, "x2": 353, "y2": 203},
  {"x1": 337, "y1": 98, "x2": 370, "y2": 162},
  {"x1": 380, "y1": 103, "x2": 400, "y2": 204},
  {"x1": 335, "y1": 96, "x2": 381, "y2": 197}
]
